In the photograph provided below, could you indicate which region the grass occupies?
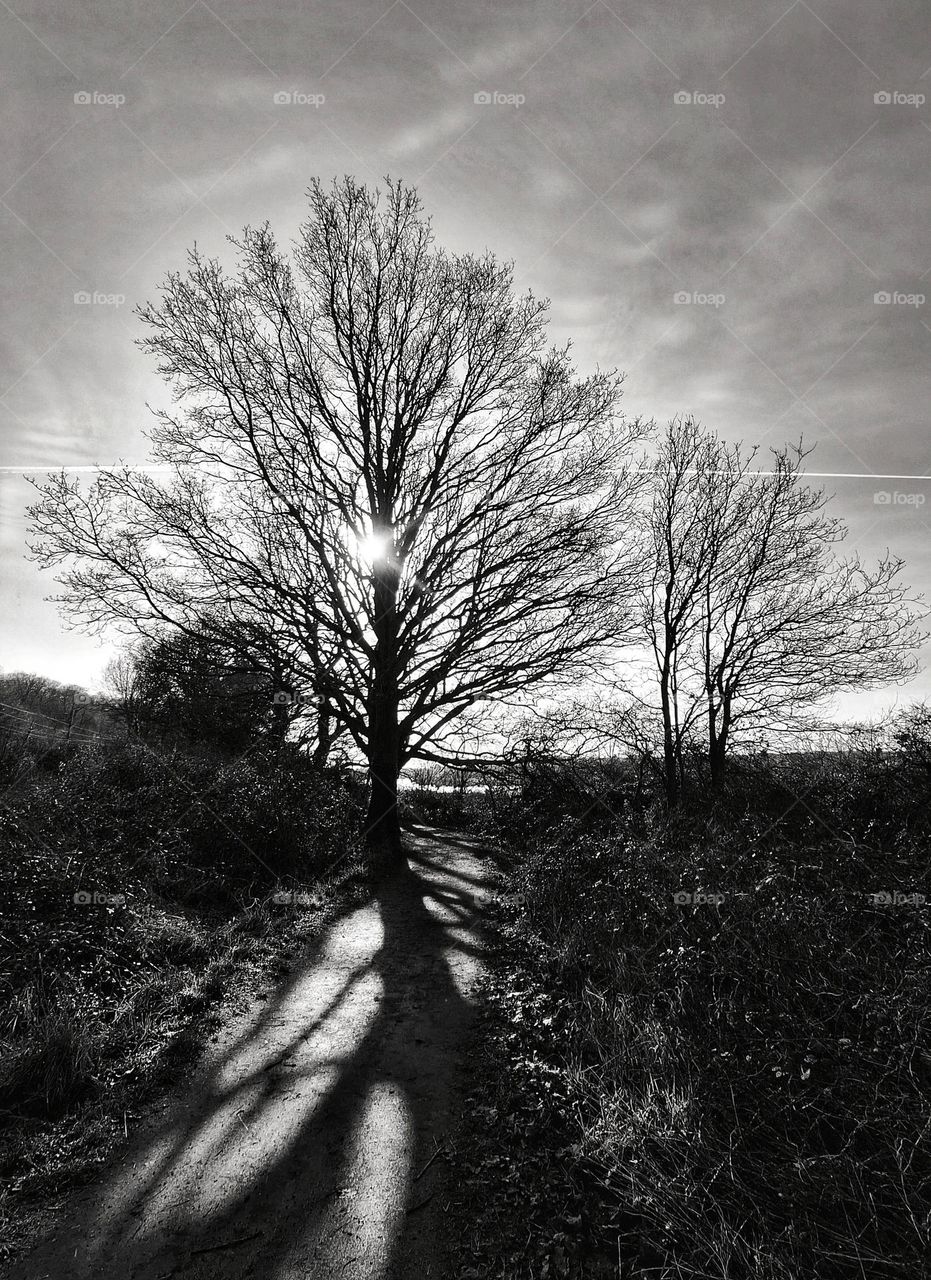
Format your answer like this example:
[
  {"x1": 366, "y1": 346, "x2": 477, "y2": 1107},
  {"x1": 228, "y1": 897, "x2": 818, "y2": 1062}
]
[
  {"x1": 449, "y1": 751, "x2": 931, "y2": 1279},
  {"x1": 0, "y1": 867, "x2": 372, "y2": 1263},
  {"x1": 0, "y1": 741, "x2": 369, "y2": 1263}
]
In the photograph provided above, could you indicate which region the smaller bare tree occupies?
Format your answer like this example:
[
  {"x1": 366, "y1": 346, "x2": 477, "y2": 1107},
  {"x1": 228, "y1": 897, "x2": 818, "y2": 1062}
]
[
  {"x1": 641, "y1": 418, "x2": 924, "y2": 796},
  {"x1": 103, "y1": 649, "x2": 143, "y2": 738}
]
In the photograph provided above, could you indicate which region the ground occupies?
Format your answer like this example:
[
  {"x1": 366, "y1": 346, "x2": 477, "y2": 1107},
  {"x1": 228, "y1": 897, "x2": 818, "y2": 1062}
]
[{"x1": 2, "y1": 827, "x2": 496, "y2": 1280}]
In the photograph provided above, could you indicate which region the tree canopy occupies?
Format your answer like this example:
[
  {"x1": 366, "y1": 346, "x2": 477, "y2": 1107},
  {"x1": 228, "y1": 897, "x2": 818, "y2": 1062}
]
[{"x1": 28, "y1": 176, "x2": 647, "y2": 863}]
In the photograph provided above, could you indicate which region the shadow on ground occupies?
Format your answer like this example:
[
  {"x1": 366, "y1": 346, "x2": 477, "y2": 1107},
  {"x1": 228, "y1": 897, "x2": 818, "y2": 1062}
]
[{"x1": 5, "y1": 826, "x2": 496, "y2": 1280}]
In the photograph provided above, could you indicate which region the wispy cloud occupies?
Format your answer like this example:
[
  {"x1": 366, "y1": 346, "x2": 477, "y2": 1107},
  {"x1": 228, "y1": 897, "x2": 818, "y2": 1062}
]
[{"x1": 1, "y1": 0, "x2": 929, "y2": 705}]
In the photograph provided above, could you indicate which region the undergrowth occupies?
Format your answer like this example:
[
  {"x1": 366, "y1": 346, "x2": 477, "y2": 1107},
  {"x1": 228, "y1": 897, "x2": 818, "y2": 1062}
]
[
  {"x1": 0, "y1": 742, "x2": 368, "y2": 1261},
  {"x1": 451, "y1": 749, "x2": 931, "y2": 1279}
]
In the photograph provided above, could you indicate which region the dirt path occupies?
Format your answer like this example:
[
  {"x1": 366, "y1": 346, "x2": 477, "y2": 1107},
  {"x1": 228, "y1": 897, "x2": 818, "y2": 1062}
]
[{"x1": 6, "y1": 827, "x2": 496, "y2": 1280}]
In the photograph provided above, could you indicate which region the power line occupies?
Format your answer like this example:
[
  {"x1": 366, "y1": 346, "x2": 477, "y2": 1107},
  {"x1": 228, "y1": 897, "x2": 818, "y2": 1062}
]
[
  {"x1": 0, "y1": 700, "x2": 118, "y2": 743},
  {"x1": 0, "y1": 719, "x2": 114, "y2": 746}
]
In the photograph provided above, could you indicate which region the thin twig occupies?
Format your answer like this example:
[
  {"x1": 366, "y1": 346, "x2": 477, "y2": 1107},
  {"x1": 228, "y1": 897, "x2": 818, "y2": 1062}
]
[
  {"x1": 190, "y1": 1230, "x2": 263, "y2": 1256},
  {"x1": 413, "y1": 1140, "x2": 447, "y2": 1182}
]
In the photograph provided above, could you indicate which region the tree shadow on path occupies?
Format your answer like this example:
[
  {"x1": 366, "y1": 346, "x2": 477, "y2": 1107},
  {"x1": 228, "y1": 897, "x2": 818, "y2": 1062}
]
[{"x1": 6, "y1": 826, "x2": 493, "y2": 1280}]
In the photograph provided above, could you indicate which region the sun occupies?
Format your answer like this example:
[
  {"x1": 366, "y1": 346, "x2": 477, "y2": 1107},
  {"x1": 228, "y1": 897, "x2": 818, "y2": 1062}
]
[
  {"x1": 359, "y1": 533, "x2": 389, "y2": 563},
  {"x1": 347, "y1": 528, "x2": 390, "y2": 565}
]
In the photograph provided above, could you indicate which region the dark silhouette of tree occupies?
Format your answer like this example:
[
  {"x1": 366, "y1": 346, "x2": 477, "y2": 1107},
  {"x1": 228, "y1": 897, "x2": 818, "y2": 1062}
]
[
  {"x1": 129, "y1": 626, "x2": 274, "y2": 753},
  {"x1": 104, "y1": 617, "x2": 336, "y2": 759},
  {"x1": 892, "y1": 701, "x2": 931, "y2": 774},
  {"x1": 27, "y1": 177, "x2": 646, "y2": 869},
  {"x1": 641, "y1": 419, "x2": 720, "y2": 803},
  {"x1": 641, "y1": 417, "x2": 923, "y2": 797}
]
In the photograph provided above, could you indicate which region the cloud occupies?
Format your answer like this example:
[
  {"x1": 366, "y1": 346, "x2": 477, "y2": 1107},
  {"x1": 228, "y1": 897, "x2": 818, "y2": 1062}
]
[{"x1": 1, "y1": 0, "x2": 929, "y2": 707}]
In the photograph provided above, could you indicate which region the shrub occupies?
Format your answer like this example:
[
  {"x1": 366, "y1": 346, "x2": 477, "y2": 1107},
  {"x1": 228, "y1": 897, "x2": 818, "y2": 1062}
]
[
  {"x1": 0, "y1": 740, "x2": 365, "y2": 1128},
  {"x1": 6, "y1": 742, "x2": 364, "y2": 895},
  {"x1": 473, "y1": 747, "x2": 931, "y2": 1278},
  {"x1": 399, "y1": 784, "x2": 489, "y2": 831}
]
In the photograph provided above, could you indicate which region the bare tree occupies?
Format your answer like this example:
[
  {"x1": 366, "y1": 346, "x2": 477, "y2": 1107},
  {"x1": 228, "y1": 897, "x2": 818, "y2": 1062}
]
[
  {"x1": 27, "y1": 177, "x2": 647, "y2": 868},
  {"x1": 641, "y1": 418, "x2": 923, "y2": 796},
  {"x1": 641, "y1": 417, "x2": 722, "y2": 802},
  {"x1": 103, "y1": 649, "x2": 143, "y2": 737}
]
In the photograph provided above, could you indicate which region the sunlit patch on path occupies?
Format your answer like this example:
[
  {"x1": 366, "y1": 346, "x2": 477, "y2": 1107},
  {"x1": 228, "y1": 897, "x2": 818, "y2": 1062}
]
[{"x1": 7, "y1": 828, "x2": 495, "y2": 1280}]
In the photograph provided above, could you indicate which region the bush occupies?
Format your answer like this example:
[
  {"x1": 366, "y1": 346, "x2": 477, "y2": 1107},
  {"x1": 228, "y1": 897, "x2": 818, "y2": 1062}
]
[
  {"x1": 0, "y1": 740, "x2": 365, "y2": 1127},
  {"x1": 469, "y1": 748, "x2": 931, "y2": 1279},
  {"x1": 7, "y1": 742, "x2": 364, "y2": 896},
  {"x1": 478, "y1": 756, "x2": 641, "y2": 853},
  {"x1": 399, "y1": 784, "x2": 489, "y2": 830}
]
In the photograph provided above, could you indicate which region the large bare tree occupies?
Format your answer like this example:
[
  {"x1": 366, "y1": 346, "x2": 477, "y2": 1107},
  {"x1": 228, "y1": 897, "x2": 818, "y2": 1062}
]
[
  {"x1": 641, "y1": 417, "x2": 923, "y2": 798},
  {"x1": 28, "y1": 177, "x2": 646, "y2": 867}
]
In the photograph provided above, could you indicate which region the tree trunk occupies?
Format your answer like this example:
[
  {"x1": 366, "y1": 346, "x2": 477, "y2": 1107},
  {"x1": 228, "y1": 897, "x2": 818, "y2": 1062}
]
[
  {"x1": 271, "y1": 698, "x2": 290, "y2": 745},
  {"x1": 659, "y1": 654, "x2": 680, "y2": 806},
  {"x1": 364, "y1": 545, "x2": 405, "y2": 875},
  {"x1": 708, "y1": 696, "x2": 730, "y2": 788},
  {"x1": 313, "y1": 695, "x2": 333, "y2": 769},
  {"x1": 364, "y1": 689, "x2": 402, "y2": 870},
  {"x1": 709, "y1": 736, "x2": 726, "y2": 787}
]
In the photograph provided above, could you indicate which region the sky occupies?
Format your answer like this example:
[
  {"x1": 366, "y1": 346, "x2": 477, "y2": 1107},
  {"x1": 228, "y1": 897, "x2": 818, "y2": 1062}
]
[{"x1": 1, "y1": 0, "x2": 929, "y2": 719}]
